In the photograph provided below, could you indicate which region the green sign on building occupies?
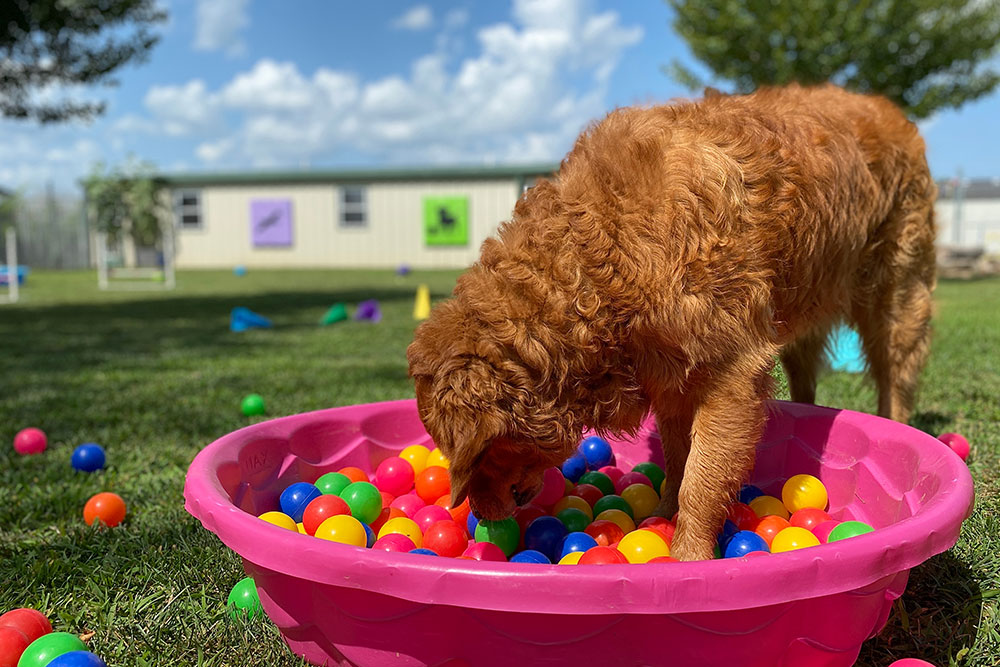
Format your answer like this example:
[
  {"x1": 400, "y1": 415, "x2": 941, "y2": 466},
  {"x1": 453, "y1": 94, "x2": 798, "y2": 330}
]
[{"x1": 423, "y1": 196, "x2": 469, "y2": 246}]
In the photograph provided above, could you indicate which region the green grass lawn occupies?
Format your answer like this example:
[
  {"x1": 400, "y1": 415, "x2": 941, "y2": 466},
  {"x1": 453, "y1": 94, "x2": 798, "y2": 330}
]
[{"x1": 1, "y1": 269, "x2": 997, "y2": 666}]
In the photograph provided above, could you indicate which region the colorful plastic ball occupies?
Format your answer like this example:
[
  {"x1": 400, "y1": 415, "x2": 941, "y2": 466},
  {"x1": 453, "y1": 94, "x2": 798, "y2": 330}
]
[
  {"x1": 0, "y1": 608, "x2": 52, "y2": 643},
  {"x1": 749, "y1": 495, "x2": 790, "y2": 520},
  {"x1": 46, "y1": 651, "x2": 109, "y2": 667},
  {"x1": 13, "y1": 427, "x2": 46, "y2": 455},
  {"x1": 475, "y1": 517, "x2": 521, "y2": 557},
  {"x1": 70, "y1": 443, "x2": 106, "y2": 473},
  {"x1": 594, "y1": 508, "x2": 636, "y2": 534},
  {"x1": 938, "y1": 432, "x2": 970, "y2": 461},
  {"x1": 414, "y1": 466, "x2": 451, "y2": 504},
  {"x1": 240, "y1": 393, "x2": 266, "y2": 417},
  {"x1": 621, "y1": 483, "x2": 659, "y2": 521},
  {"x1": 426, "y1": 448, "x2": 450, "y2": 469},
  {"x1": 638, "y1": 517, "x2": 675, "y2": 546},
  {"x1": 422, "y1": 520, "x2": 468, "y2": 558},
  {"x1": 782, "y1": 474, "x2": 829, "y2": 513},
  {"x1": 279, "y1": 483, "x2": 321, "y2": 523},
  {"x1": 790, "y1": 508, "x2": 833, "y2": 532},
  {"x1": 558, "y1": 551, "x2": 585, "y2": 564},
  {"x1": 409, "y1": 547, "x2": 438, "y2": 556},
  {"x1": 584, "y1": 519, "x2": 626, "y2": 547},
  {"x1": 578, "y1": 545, "x2": 628, "y2": 565},
  {"x1": 466, "y1": 511, "x2": 480, "y2": 537},
  {"x1": 363, "y1": 523, "x2": 376, "y2": 548},
  {"x1": 510, "y1": 549, "x2": 551, "y2": 564},
  {"x1": 301, "y1": 495, "x2": 351, "y2": 535},
  {"x1": 16, "y1": 632, "x2": 86, "y2": 667},
  {"x1": 598, "y1": 466, "x2": 625, "y2": 486},
  {"x1": 739, "y1": 484, "x2": 765, "y2": 504},
  {"x1": 561, "y1": 453, "x2": 588, "y2": 483},
  {"x1": 570, "y1": 483, "x2": 604, "y2": 508},
  {"x1": 339, "y1": 481, "x2": 383, "y2": 525},
  {"x1": 615, "y1": 471, "x2": 653, "y2": 495},
  {"x1": 372, "y1": 533, "x2": 416, "y2": 552},
  {"x1": 887, "y1": 659, "x2": 937, "y2": 667},
  {"x1": 723, "y1": 530, "x2": 770, "y2": 558},
  {"x1": 828, "y1": 520, "x2": 875, "y2": 542},
  {"x1": 227, "y1": 576, "x2": 263, "y2": 619},
  {"x1": 0, "y1": 626, "x2": 30, "y2": 667},
  {"x1": 556, "y1": 507, "x2": 591, "y2": 534},
  {"x1": 560, "y1": 531, "x2": 600, "y2": 559},
  {"x1": 564, "y1": 477, "x2": 575, "y2": 495},
  {"x1": 753, "y1": 515, "x2": 791, "y2": 547},
  {"x1": 726, "y1": 502, "x2": 759, "y2": 530},
  {"x1": 315, "y1": 472, "x2": 352, "y2": 496},
  {"x1": 631, "y1": 462, "x2": 666, "y2": 493},
  {"x1": 718, "y1": 519, "x2": 740, "y2": 552},
  {"x1": 617, "y1": 529, "x2": 670, "y2": 563},
  {"x1": 399, "y1": 444, "x2": 431, "y2": 475},
  {"x1": 771, "y1": 526, "x2": 821, "y2": 553},
  {"x1": 315, "y1": 514, "x2": 368, "y2": 547},
  {"x1": 593, "y1": 494, "x2": 633, "y2": 519},
  {"x1": 578, "y1": 471, "x2": 614, "y2": 496},
  {"x1": 444, "y1": 497, "x2": 471, "y2": 529},
  {"x1": 338, "y1": 466, "x2": 370, "y2": 484},
  {"x1": 811, "y1": 520, "x2": 840, "y2": 544},
  {"x1": 377, "y1": 516, "x2": 423, "y2": 548},
  {"x1": 390, "y1": 493, "x2": 427, "y2": 519},
  {"x1": 297, "y1": 522, "x2": 307, "y2": 534},
  {"x1": 413, "y1": 505, "x2": 453, "y2": 535},
  {"x1": 82, "y1": 492, "x2": 126, "y2": 527},
  {"x1": 258, "y1": 511, "x2": 297, "y2": 532},
  {"x1": 374, "y1": 457, "x2": 415, "y2": 497},
  {"x1": 552, "y1": 495, "x2": 594, "y2": 520},
  {"x1": 371, "y1": 507, "x2": 406, "y2": 534},
  {"x1": 648, "y1": 556, "x2": 679, "y2": 564},
  {"x1": 579, "y1": 436, "x2": 613, "y2": 469},
  {"x1": 380, "y1": 490, "x2": 396, "y2": 509},
  {"x1": 533, "y1": 467, "x2": 566, "y2": 507},
  {"x1": 524, "y1": 516, "x2": 569, "y2": 562},
  {"x1": 461, "y1": 541, "x2": 506, "y2": 561}
]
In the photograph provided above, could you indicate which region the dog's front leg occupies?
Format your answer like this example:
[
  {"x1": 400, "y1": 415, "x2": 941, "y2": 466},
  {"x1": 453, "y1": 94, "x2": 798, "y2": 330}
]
[
  {"x1": 650, "y1": 397, "x2": 694, "y2": 521},
  {"x1": 669, "y1": 369, "x2": 770, "y2": 562}
]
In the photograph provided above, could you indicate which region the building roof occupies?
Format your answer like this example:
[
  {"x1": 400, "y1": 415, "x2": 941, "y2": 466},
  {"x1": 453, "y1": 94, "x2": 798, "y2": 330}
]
[
  {"x1": 157, "y1": 164, "x2": 560, "y2": 187},
  {"x1": 937, "y1": 178, "x2": 1000, "y2": 200}
]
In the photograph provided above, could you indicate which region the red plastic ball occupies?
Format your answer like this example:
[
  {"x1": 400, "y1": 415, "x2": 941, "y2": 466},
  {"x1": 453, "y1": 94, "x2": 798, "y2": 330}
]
[
  {"x1": 413, "y1": 504, "x2": 453, "y2": 534},
  {"x1": 390, "y1": 493, "x2": 426, "y2": 518},
  {"x1": 83, "y1": 492, "x2": 127, "y2": 527},
  {"x1": 584, "y1": 520, "x2": 625, "y2": 547},
  {"x1": 570, "y1": 484, "x2": 604, "y2": 508},
  {"x1": 302, "y1": 494, "x2": 351, "y2": 535},
  {"x1": 597, "y1": 466, "x2": 624, "y2": 486},
  {"x1": 938, "y1": 432, "x2": 970, "y2": 461},
  {"x1": 726, "y1": 502, "x2": 759, "y2": 530},
  {"x1": 533, "y1": 467, "x2": 566, "y2": 507},
  {"x1": 415, "y1": 466, "x2": 451, "y2": 504},
  {"x1": 647, "y1": 556, "x2": 679, "y2": 563},
  {"x1": 614, "y1": 471, "x2": 652, "y2": 495},
  {"x1": 578, "y1": 545, "x2": 628, "y2": 564},
  {"x1": 372, "y1": 533, "x2": 416, "y2": 552},
  {"x1": 379, "y1": 491, "x2": 396, "y2": 508},
  {"x1": 638, "y1": 517, "x2": 675, "y2": 546},
  {"x1": 789, "y1": 507, "x2": 833, "y2": 532},
  {"x1": 374, "y1": 457, "x2": 415, "y2": 497},
  {"x1": 0, "y1": 608, "x2": 52, "y2": 644},
  {"x1": 12, "y1": 428, "x2": 47, "y2": 455},
  {"x1": 422, "y1": 520, "x2": 468, "y2": 558},
  {"x1": 461, "y1": 541, "x2": 507, "y2": 562},
  {"x1": 0, "y1": 626, "x2": 30, "y2": 667},
  {"x1": 811, "y1": 520, "x2": 840, "y2": 544}
]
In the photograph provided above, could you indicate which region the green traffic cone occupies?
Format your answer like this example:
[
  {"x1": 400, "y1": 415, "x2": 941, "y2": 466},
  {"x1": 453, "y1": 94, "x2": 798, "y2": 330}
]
[{"x1": 320, "y1": 302, "x2": 348, "y2": 325}]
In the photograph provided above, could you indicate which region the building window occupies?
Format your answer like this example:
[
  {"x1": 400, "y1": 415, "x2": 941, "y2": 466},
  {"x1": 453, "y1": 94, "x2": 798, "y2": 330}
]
[
  {"x1": 174, "y1": 190, "x2": 202, "y2": 229},
  {"x1": 340, "y1": 186, "x2": 367, "y2": 227}
]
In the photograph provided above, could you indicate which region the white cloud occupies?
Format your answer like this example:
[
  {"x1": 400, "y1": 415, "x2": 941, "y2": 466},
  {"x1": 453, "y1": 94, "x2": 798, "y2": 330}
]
[
  {"x1": 143, "y1": 79, "x2": 221, "y2": 136},
  {"x1": 194, "y1": 0, "x2": 250, "y2": 56},
  {"x1": 392, "y1": 5, "x2": 434, "y2": 31},
  {"x1": 444, "y1": 8, "x2": 469, "y2": 28}
]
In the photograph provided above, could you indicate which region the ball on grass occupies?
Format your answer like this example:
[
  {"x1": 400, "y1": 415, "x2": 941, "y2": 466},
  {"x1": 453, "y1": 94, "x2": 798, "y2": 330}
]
[
  {"x1": 15, "y1": 632, "x2": 86, "y2": 667},
  {"x1": 71, "y1": 443, "x2": 106, "y2": 473},
  {"x1": 13, "y1": 428, "x2": 47, "y2": 455},
  {"x1": 938, "y1": 432, "x2": 970, "y2": 461},
  {"x1": 47, "y1": 651, "x2": 109, "y2": 667},
  {"x1": 83, "y1": 492, "x2": 127, "y2": 527},
  {"x1": 227, "y1": 577, "x2": 263, "y2": 620},
  {"x1": 240, "y1": 394, "x2": 266, "y2": 417}
]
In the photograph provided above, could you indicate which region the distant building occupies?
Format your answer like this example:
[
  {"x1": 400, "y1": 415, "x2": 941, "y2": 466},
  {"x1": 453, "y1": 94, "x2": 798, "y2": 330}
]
[{"x1": 935, "y1": 178, "x2": 1000, "y2": 254}]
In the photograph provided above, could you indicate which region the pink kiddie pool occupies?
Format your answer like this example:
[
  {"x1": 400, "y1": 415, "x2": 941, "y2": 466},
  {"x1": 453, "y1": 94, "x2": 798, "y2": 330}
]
[{"x1": 184, "y1": 400, "x2": 974, "y2": 667}]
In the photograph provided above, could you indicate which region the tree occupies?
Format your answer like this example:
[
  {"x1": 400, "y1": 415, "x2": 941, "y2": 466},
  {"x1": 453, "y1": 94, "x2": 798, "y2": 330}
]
[
  {"x1": 84, "y1": 161, "x2": 166, "y2": 247},
  {"x1": 667, "y1": 0, "x2": 1000, "y2": 118},
  {"x1": 1, "y1": 0, "x2": 166, "y2": 122}
]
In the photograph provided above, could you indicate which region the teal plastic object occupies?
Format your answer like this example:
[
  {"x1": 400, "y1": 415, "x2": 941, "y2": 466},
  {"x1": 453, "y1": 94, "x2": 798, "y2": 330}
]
[{"x1": 828, "y1": 324, "x2": 866, "y2": 373}]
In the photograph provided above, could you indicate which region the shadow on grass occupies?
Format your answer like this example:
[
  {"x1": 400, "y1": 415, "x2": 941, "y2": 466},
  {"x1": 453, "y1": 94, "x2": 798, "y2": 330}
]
[{"x1": 910, "y1": 411, "x2": 952, "y2": 437}]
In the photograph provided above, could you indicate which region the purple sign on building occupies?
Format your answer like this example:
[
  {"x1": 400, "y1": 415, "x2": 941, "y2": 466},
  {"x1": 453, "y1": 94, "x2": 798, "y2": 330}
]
[{"x1": 250, "y1": 199, "x2": 293, "y2": 247}]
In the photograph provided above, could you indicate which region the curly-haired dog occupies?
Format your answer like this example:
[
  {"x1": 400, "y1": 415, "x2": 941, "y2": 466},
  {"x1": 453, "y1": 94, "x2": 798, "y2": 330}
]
[{"x1": 407, "y1": 84, "x2": 936, "y2": 561}]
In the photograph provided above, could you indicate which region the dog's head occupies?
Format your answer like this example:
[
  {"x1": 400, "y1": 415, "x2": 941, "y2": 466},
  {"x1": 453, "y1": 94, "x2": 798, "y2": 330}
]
[{"x1": 407, "y1": 300, "x2": 579, "y2": 520}]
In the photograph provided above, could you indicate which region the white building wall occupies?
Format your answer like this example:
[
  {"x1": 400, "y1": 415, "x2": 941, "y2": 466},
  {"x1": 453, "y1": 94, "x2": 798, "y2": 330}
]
[
  {"x1": 173, "y1": 179, "x2": 521, "y2": 269},
  {"x1": 934, "y1": 198, "x2": 1000, "y2": 254}
]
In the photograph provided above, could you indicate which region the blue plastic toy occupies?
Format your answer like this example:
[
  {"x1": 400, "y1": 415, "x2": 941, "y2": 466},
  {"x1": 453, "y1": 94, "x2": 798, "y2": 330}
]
[
  {"x1": 510, "y1": 549, "x2": 551, "y2": 564},
  {"x1": 724, "y1": 530, "x2": 771, "y2": 558},
  {"x1": 579, "y1": 436, "x2": 613, "y2": 469},
  {"x1": 467, "y1": 512, "x2": 479, "y2": 537},
  {"x1": 717, "y1": 519, "x2": 740, "y2": 552},
  {"x1": 523, "y1": 516, "x2": 569, "y2": 563},
  {"x1": 739, "y1": 484, "x2": 765, "y2": 504},
  {"x1": 230, "y1": 307, "x2": 272, "y2": 332},
  {"x1": 47, "y1": 652, "x2": 109, "y2": 667},
  {"x1": 828, "y1": 324, "x2": 866, "y2": 373},
  {"x1": 279, "y1": 482, "x2": 322, "y2": 523},
  {"x1": 560, "y1": 531, "x2": 599, "y2": 560},
  {"x1": 561, "y1": 453, "x2": 588, "y2": 483},
  {"x1": 363, "y1": 522, "x2": 376, "y2": 548},
  {"x1": 71, "y1": 443, "x2": 106, "y2": 472}
]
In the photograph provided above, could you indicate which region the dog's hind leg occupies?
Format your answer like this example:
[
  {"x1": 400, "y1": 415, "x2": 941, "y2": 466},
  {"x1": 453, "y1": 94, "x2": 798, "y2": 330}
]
[
  {"x1": 779, "y1": 327, "x2": 831, "y2": 405},
  {"x1": 650, "y1": 400, "x2": 694, "y2": 521}
]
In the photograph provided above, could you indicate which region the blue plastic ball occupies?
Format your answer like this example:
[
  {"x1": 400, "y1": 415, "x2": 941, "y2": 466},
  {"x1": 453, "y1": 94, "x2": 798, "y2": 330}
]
[
  {"x1": 47, "y1": 652, "x2": 109, "y2": 667},
  {"x1": 561, "y1": 453, "x2": 588, "y2": 483},
  {"x1": 409, "y1": 547, "x2": 438, "y2": 556},
  {"x1": 717, "y1": 519, "x2": 740, "y2": 552},
  {"x1": 739, "y1": 484, "x2": 765, "y2": 504},
  {"x1": 363, "y1": 522, "x2": 376, "y2": 548},
  {"x1": 523, "y1": 516, "x2": 569, "y2": 562},
  {"x1": 279, "y1": 482, "x2": 322, "y2": 523},
  {"x1": 724, "y1": 530, "x2": 770, "y2": 558},
  {"x1": 510, "y1": 549, "x2": 551, "y2": 564},
  {"x1": 579, "y1": 436, "x2": 613, "y2": 469},
  {"x1": 560, "y1": 531, "x2": 599, "y2": 560},
  {"x1": 71, "y1": 443, "x2": 106, "y2": 472},
  {"x1": 467, "y1": 511, "x2": 479, "y2": 537},
  {"x1": 233, "y1": 265, "x2": 247, "y2": 276}
]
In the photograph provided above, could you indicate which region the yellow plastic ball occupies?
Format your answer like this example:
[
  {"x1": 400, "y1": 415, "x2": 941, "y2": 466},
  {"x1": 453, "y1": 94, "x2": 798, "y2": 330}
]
[
  {"x1": 552, "y1": 495, "x2": 594, "y2": 520},
  {"x1": 616, "y1": 529, "x2": 670, "y2": 563},
  {"x1": 595, "y1": 508, "x2": 636, "y2": 534},
  {"x1": 426, "y1": 448, "x2": 450, "y2": 470},
  {"x1": 558, "y1": 551, "x2": 585, "y2": 565},
  {"x1": 770, "y1": 526, "x2": 821, "y2": 553},
  {"x1": 258, "y1": 511, "x2": 297, "y2": 531},
  {"x1": 749, "y1": 495, "x2": 790, "y2": 520},
  {"x1": 377, "y1": 516, "x2": 423, "y2": 548},
  {"x1": 660, "y1": 478, "x2": 666, "y2": 497},
  {"x1": 296, "y1": 522, "x2": 307, "y2": 534},
  {"x1": 314, "y1": 514, "x2": 367, "y2": 547},
  {"x1": 621, "y1": 483, "x2": 660, "y2": 521},
  {"x1": 400, "y1": 445, "x2": 431, "y2": 476},
  {"x1": 782, "y1": 474, "x2": 829, "y2": 513}
]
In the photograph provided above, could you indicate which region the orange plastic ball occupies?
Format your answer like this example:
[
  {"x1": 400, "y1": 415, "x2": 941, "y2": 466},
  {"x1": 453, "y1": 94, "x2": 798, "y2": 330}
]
[
  {"x1": 83, "y1": 492, "x2": 127, "y2": 527},
  {"x1": 415, "y1": 465, "x2": 451, "y2": 504},
  {"x1": 338, "y1": 466, "x2": 369, "y2": 484},
  {"x1": 754, "y1": 515, "x2": 791, "y2": 547}
]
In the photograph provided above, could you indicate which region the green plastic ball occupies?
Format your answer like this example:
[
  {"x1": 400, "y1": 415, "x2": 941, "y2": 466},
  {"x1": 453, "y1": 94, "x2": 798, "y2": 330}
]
[
  {"x1": 474, "y1": 517, "x2": 520, "y2": 557},
  {"x1": 593, "y1": 494, "x2": 634, "y2": 519},
  {"x1": 828, "y1": 520, "x2": 875, "y2": 542},
  {"x1": 556, "y1": 507, "x2": 591, "y2": 533},
  {"x1": 17, "y1": 632, "x2": 87, "y2": 667},
  {"x1": 227, "y1": 576, "x2": 263, "y2": 620},
  {"x1": 632, "y1": 462, "x2": 666, "y2": 493},
  {"x1": 315, "y1": 472, "x2": 352, "y2": 496},
  {"x1": 577, "y1": 471, "x2": 614, "y2": 496},
  {"x1": 240, "y1": 393, "x2": 266, "y2": 417},
  {"x1": 339, "y1": 481, "x2": 382, "y2": 524}
]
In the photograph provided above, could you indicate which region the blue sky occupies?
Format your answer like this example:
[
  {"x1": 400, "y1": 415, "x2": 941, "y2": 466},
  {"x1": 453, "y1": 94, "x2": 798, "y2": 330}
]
[{"x1": 2, "y1": 0, "x2": 998, "y2": 193}]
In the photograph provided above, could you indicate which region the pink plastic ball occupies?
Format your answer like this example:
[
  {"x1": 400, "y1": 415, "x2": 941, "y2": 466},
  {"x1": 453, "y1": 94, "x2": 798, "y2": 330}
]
[
  {"x1": 533, "y1": 467, "x2": 566, "y2": 507},
  {"x1": 938, "y1": 432, "x2": 970, "y2": 461},
  {"x1": 461, "y1": 541, "x2": 507, "y2": 562},
  {"x1": 413, "y1": 504, "x2": 453, "y2": 534},
  {"x1": 13, "y1": 427, "x2": 47, "y2": 455},
  {"x1": 811, "y1": 520, "x2": 840, "y2": 544},
  {"x1": 887, "y1": 660, "x2": 936, "y2": 667},
  {"x1": 598, "y1": 466, "x2": 624, "y2": 486},
  {"x1": 390, "y1": 493, "x2": 426, "y2": 519},
  {"x1": 614, "y1": 471, "x2": 653, "y2": 495},
  {"x1": 374, "y1": 456, "x2": 416, "y2": 497},
  {"x1": 372, "y1": 533, "x2": 417, "y2": 552}
]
